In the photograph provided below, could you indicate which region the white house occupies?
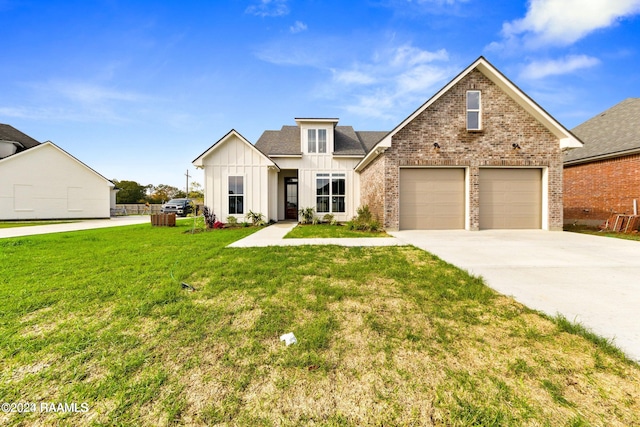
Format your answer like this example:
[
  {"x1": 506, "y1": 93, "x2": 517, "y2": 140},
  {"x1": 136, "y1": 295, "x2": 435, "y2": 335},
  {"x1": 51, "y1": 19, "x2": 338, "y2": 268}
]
[
  {"x1": 0, "y1": 124, "x2": 117, "y2": 220},
  {"x1": 192, "y1": 121, "x2": 384, "y2": 223},
  {"x1": 193, "y1": 57, "x2": 582, "y2": 230}
]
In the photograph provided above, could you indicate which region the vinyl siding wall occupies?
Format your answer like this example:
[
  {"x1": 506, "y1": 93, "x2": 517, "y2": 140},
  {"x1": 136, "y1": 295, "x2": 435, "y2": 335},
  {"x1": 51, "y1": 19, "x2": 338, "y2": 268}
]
[
  {"x1": 201, "y1": 134, "x2": 278, "y2": 222},
  {"x1": 0, "y1": 143, "x2": 112, "y2": 220},
  {"x1": 274, "y1": 155, "x2": 361, "y2": 222}
]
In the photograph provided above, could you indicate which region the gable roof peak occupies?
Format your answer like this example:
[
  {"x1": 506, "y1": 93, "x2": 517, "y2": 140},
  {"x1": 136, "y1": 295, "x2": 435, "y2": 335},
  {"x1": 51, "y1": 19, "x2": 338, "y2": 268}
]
[
  {"x1": 355, "y1": 55, "x2": 582, "y2": 171},
  {"x1": 192, "y1": 128, "x2": 279, "y2": 169}
]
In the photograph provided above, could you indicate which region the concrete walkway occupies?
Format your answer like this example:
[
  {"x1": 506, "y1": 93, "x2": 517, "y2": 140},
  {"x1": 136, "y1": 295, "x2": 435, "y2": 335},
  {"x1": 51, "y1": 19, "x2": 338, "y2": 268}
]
[
  {"x1": 227, "y1": 221, "x2": 403, "y2": 248},
  {"x1": 0, "y1": 216, "x2": 150, "y2": 239},
  {"x1": 390, "y1": 230, "x2": 640, "y2": 362}
]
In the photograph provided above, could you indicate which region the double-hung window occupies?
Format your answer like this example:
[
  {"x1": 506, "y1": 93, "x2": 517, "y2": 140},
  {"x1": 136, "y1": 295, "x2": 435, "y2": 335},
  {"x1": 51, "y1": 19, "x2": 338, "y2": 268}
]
[
  {"x1": 307, "y1": 129, "x2": 327, "y2": 153},
  {"x1": 466, "y1": 90, "x2": 481, "y2": 131},
  {"x1": 228, "y1": 176, "x2": 244, "y2": 214},
  {"x1": 316, "y1": 173, "x2": 345, "y2": 213}
]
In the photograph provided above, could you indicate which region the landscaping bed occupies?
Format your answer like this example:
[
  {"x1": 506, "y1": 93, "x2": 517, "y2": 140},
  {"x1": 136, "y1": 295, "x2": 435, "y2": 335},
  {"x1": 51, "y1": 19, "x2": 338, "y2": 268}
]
[{"x1": 284, "y1": 223, "x2": 390, "y2": 238}]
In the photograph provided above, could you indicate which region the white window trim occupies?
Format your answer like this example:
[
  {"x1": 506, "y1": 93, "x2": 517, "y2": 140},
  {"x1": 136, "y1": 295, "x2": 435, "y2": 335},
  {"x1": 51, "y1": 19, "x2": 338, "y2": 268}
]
[
  {"x1": 228, "y1": 175, "x2": 244, "y2": 215},
  {"x1": 307, "y1": 129, "x2": 316, "y2": 153},
  {"x1": 305, "y1": 128, "x2": 329, "y2": 154},
  {"x1": 316, "y1": 172, "x2": 346, "y2": 213},
  {"x1": 466, "y1": 90, "x2": 482, "y2": 131}
]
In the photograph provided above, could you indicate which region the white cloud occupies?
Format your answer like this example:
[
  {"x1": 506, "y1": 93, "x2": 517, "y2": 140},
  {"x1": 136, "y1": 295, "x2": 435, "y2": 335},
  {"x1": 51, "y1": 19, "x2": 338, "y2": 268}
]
[
  {"x1": 0, "y1": 80, "x2": 152, "y2": 123},
  {"x1": 396, "y1": 64, "x2": 451, "y2": 93},
  {"x1": 48, "y1": 81, "x2": 147, "y2": 104},
  {"x1": 391, "y1": 46, "x2": 448, "y2": 67},
  {"x1": 520, "y1": 55, "x2": 600, "y2": 79},
  {"x1": 245, "y1": 0, "x2": 289, "y2": 17},
  {"x1": 255, "y1": 35, "x2": 453, "y2": 120},
  {"x1": 289, "y1": 21, "x2": 307, "y2": 34},
  {"x1": 497, "y1": 0, "x2": 640, "y2": 49},
  {"x1": 330, "y1": 45, "x2": 452, "y2": 119},
  {"x1": 332, "y1": 69, "x2": 377, "y2": 85}
]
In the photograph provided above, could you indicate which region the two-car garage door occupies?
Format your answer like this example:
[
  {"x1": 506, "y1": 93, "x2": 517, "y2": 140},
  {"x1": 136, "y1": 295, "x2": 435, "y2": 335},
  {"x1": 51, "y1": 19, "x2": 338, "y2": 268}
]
[{"x1": 399, "y1": 168, "x2": 542, "y2": 230}]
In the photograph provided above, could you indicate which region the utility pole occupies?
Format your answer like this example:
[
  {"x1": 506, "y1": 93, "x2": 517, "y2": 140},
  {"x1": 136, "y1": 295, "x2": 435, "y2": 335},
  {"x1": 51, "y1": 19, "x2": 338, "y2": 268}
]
[{"x1": 185, "y1": 169, "x2": 191, "y2": 195}]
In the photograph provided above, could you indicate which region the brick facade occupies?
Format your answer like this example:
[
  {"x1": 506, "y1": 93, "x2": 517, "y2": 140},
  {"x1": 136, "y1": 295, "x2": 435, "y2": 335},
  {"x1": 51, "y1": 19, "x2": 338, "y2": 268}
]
[
  {"x1": 359, "y1": 152, "x2": 385, "y2": 224},
  {"x1": 564, "y1": 153, "x2": 640, "y2": 225},
  {"x1": 360, "y1": 69, "x2": 564, "y2": 231}
]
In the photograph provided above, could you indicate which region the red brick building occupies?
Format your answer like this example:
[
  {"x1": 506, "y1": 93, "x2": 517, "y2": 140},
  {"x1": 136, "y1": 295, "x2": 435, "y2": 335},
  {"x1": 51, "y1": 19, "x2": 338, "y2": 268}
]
[
  {"x1": 564, "y1": 98, "x2": 640, "y2": 226},
  {"x1": 357, "y1": 57, "x2": 582, "y2": 231}
]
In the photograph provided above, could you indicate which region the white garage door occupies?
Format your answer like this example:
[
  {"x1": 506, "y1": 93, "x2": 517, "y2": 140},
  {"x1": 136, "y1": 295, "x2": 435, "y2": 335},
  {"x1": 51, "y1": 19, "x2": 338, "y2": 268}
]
[
  {"x1": 399, "y1": 168, "x2": 465, "y2": 230},
  {"x1": 479, "y1": 168, "x2": 542, "y2": 229}
]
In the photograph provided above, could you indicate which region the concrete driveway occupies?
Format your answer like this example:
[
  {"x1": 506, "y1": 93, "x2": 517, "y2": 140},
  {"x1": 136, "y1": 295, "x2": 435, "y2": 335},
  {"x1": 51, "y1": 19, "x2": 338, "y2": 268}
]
[{"x1": 390, "y1": 230, "x2": 640, "y2": 362}]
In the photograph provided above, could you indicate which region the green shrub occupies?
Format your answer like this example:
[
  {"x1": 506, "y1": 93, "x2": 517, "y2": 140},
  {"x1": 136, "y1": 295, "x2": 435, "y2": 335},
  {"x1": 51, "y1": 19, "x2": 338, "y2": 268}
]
[
  {"x1": 348, "y1": 205, "x2": 381, "y2": 232},
  {"x1": 226, "y1": 216, "x2": 238, "y2": 226},
  {"x1": 246, "y1": 210, "x2": 265, "y2": 226},
  {"x1": 299, "y1": 207, "x2": 315, "y2": 224}
]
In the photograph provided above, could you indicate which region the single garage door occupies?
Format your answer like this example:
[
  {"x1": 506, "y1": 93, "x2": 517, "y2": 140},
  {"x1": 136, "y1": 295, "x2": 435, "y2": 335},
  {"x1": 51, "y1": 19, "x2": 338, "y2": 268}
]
[
  {"x1": 479, "y1": 168, "x2": 542, "y2": 229},
  {"x1": 399, "y1": 168, "x2": 465, "y2": 230}
]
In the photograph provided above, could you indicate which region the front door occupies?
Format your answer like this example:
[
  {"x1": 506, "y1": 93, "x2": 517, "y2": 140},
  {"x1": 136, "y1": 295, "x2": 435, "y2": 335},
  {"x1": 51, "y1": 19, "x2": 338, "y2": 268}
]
[{"x1": 285, "y1": 178, "x2": 298, "y2": 220}]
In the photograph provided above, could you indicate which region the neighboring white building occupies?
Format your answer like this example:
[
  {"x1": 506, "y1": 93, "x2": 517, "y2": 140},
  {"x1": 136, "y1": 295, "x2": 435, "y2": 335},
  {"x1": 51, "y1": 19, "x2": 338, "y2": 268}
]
[{"x1": 0, "y1": 124, "x2": 117, "y2": 220}]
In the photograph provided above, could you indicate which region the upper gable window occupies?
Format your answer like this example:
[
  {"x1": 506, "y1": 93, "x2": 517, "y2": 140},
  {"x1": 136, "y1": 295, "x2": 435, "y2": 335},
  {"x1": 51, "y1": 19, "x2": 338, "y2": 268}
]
[
  {"x1": 307, "y1": 129, "x2": 327, "y2": 153},
  {"x1": 466, "y1": 90, "x2": 481, "y2": 131}
]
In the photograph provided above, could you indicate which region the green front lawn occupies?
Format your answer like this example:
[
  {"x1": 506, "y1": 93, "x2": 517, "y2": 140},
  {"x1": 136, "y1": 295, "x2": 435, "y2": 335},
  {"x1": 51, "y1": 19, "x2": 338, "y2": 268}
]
[
  {"x1": 284, "y1": 223, "x2": 390, "y2": 238},
  {"x1": 1, "y1": 222, "x2": 638, "y2": 426}
]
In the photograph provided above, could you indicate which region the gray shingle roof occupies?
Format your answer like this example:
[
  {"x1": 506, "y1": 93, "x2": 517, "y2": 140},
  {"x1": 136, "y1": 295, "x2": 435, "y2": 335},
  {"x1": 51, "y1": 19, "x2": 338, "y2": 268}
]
[
  {"x1": 564, "y1": 98, "x2": 640, "y2": 164},
  {"x1": 254, "y1": 124, "x2": 387, "y2": 156},
  {"x1": 335, "y1": 126, "x2": 366, "y2": 155},
  {"x1": 0, "y1": 124, "x2": 41, "y2": 152},
  {"x1": 356, "y1": 131, "x2": 388, "y2": 153},
  {"x1": 255, "y1": 126, "x2": 300, "y2": 155}
]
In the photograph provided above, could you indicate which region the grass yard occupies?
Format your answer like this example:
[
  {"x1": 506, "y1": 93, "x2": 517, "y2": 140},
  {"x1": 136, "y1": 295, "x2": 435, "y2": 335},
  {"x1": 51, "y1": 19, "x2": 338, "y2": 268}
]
[
  {"x1": 284, "y1": 224, "x2": 390, "y2": 238},
  {"x1": 0, "y1": 221, "x2": 76, "y2": 229},
  {"x1": 564, "y1": 224, "x2": 640, "y2": 241},
  {"x1": 1, "y1": 222, "x2": 639, "y2": 426}
]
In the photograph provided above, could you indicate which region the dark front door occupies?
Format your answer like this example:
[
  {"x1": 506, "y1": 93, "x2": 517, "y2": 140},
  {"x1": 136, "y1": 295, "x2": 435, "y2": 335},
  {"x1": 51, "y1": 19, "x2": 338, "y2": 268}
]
[{"x1": 285, "y1": 178, "x2": 298, "y2": 220}]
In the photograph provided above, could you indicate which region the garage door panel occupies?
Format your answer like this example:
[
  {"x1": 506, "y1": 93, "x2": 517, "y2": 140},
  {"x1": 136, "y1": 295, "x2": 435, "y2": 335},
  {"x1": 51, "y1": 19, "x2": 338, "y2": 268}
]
[
  {"x1": 400, "y1": 168, "x2": 465, "y2": 230},
  {"x1": 479, "y1": 169, "x2": 541, "y2": 229}
]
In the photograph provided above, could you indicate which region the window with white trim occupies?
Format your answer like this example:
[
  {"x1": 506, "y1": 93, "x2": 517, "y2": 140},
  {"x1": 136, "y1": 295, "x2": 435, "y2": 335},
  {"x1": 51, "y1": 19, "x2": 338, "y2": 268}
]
[
  {"x1": 466, "y1": 90, "x2": 481, "y2": 131},
  {"x1": 316, "y1": 173, "x2": 345, "y2": 213},
  {"x1": 307, "y1": 129, "x2": 327, "y2": 153},
  {"x1": 228, "y1": 176, "x2": 244, "y2": 214}
]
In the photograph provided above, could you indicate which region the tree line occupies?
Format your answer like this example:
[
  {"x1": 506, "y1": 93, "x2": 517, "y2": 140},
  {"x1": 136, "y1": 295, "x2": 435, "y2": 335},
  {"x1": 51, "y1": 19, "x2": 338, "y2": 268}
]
[{"x1": 113, "y1": 180, "x2": 204, "y2": 204}]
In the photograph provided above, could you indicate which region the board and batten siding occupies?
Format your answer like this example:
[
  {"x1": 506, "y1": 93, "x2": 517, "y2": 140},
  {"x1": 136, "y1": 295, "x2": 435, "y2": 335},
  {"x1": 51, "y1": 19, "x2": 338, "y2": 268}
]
[
  {"x1": 0, "y1": 143, "x2": 112, "y2": 220},
  {"x1": 274, "y1": 155, "x2": 361, "y2": 221},
  {"x1": 201, "y1": 134, "x2": 278, "y2": 222}
]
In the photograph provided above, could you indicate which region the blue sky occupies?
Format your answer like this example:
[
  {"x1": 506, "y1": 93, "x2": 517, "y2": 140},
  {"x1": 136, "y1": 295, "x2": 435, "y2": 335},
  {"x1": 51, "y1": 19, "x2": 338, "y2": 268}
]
[{"x1": 1, "y1": 0, "x2": 639, "y2": 190}]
